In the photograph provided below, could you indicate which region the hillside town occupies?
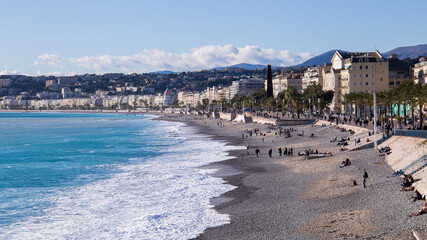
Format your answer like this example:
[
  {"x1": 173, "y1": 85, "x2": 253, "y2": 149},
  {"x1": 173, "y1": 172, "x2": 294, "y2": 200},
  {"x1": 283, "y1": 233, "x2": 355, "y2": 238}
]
[{"x1": 0, "y1": 51, "x2": 426, "y2": 118}]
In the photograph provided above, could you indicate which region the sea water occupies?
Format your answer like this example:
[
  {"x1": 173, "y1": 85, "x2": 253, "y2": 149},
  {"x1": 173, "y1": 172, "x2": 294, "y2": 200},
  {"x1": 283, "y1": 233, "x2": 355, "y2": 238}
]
[{"x1": 0, "y1": 112, "x2": 241, "y2": 239}]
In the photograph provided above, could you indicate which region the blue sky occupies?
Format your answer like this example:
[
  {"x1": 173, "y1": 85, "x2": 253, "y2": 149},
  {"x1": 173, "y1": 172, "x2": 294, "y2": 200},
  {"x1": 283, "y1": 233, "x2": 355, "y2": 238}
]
[{"x1": 1, "y1": 0, "x2": 425, "y2": 75}]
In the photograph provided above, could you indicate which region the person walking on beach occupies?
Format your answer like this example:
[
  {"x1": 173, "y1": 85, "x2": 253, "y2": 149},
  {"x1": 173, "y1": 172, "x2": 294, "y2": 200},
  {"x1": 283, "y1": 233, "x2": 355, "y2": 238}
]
[
  {"x1": 268, "y1": 149, "x2": 272, "y2": 158},
  {"x1": 255, "y1": 148, "x2": 260, "y2": 158},
  {"x1": 278, "y1": 147, "x2": 282, "y2": 156},
  {"x1": 284, "y1": 147, "x2": 288, "y2": 156},
  {"x1": 362, "y1": 169, "x2": 369, "y2": 188},
  {"x1": 247, "y1": 145, "x2": 250, "y2": 155}
]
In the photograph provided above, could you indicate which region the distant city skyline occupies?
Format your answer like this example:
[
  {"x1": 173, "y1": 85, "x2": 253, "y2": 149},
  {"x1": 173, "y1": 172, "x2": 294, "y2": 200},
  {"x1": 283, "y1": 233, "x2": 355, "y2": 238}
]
[{"x1": 1, "y1": 0, "x2": 426, "y2": 76}]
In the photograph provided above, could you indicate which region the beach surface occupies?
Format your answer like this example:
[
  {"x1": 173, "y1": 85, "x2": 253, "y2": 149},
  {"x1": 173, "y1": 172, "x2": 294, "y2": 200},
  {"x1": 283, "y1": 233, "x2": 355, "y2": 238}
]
[{"x1": 155, "y1": 113, "x2": 427, "y2": 240}]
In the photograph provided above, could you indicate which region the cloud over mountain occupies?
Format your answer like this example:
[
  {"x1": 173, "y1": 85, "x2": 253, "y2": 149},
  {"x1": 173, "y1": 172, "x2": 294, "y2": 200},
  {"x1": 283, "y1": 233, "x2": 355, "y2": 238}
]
[
  {"x1": 34, "y1": 45, "x2": 313, "y2": 74},
  {"x1": 33, "y1": 54, "x2": 64, "y2": 66}
]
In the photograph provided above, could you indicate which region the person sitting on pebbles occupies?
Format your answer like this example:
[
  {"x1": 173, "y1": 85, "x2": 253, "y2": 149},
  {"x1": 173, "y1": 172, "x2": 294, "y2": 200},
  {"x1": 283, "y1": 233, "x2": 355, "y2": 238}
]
[
  {"x1": 409, "y1": 190, "x2": 424, "y2": 202},
  {"x1": 409, "y1": 202, "x2": 427, "y2": 217}
]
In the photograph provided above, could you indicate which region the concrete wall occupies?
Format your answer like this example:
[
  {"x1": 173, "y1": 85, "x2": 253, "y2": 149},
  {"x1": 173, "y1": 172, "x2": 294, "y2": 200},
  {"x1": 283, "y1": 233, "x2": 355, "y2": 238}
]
[
  {"x1": 233, "y1": 114, "x2": 245, "y2": 123},
  {"x1": 252, "y1": 116, "x2": 277, "y2": 125},
  {"x1": 219, "y1": 112, "x2": 235, "y2": 121}
]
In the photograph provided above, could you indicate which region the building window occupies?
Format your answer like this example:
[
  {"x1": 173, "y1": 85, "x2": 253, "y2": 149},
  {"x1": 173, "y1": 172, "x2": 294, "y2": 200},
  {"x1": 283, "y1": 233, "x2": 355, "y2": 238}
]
[
  {"x1": 366, "y1": 74, "x2": 368, "y2": 78},
  {"x1": 372, "y1": 82, "x2": 374, "y2": 86},
  {"x1": 380, "y1": 78, "x2": 383, "y2": 81},
  {"x1": 360, "y1": 74, "x2": 362, "y2": 78},
  {"x1": 366, "y1": 66, "x2": 368, "y2": 69},
  {"x1": 372, "y1": 74, "x2": 374, "y2": 77},
  {"x1": 389, "y1": 82, "x2": 394, "y2": 85},
  {"x1": 360, "y1": 66, "x2": 362, "y2": 70},
  {"x1": 372, "y1": 66, "x2": 374, "y2": 70},
  {"x1": 366, "y1": 82, "x2": 369, "y2": 86},
  {"x1": 354, "y1": 82, "x2": 356, "y2": 86},
  {"x1": 353, "y1": 74, "x2": 356, "y2": 77},
  {"x1": 360, "y1": 82, "x2": 362, "y2": 86}
]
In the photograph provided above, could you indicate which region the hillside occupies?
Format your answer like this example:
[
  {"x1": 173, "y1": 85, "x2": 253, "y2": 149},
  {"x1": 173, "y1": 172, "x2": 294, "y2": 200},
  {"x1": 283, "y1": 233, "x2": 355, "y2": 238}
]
[
  {"x1": 383, "y1": 44, "x2": 427, "y2": 59},
  {"x1": 212, "y1": 63, "x2": 280, "y2": 70},
  {"x1": 296, "y1": 50, "x2": 343, "y2": 67}
]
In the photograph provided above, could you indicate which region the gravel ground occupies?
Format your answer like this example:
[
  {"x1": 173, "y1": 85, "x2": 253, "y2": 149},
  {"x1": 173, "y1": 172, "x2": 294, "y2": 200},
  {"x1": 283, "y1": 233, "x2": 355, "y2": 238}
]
[{"x1": 155, "y1": 114, "x2": 427, "y2": 240}]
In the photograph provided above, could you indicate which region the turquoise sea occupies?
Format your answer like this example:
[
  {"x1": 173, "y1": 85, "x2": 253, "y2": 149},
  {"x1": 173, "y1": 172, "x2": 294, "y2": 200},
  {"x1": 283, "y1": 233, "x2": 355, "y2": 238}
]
[{"x1": 0, "y1": 112, "x2": 240, "y2": 239}]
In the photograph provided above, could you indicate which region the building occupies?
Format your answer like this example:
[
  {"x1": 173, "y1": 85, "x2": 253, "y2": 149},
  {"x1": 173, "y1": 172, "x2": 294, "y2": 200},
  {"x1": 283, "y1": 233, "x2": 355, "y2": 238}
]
[
  {"x1": 388, "y1": 54, "x2": 411, "y2": 89},
  {"x1": 58, "y1": 77, "x2": 78, "y2": 86},
  {"x1": 271, "y1": 73, "x2": 303, "y2": 97},
  {"x1": 324, "y1": 51, "x2": 389, "y2": 113},
  {"x1": 302, "y1": 67, "x2": 323, "y2": 89},
  {"x1": 229, "y1": 78, "x2": 265, "y2": 98},
  {"x1": 0, "y1": 79, "x2": 11, "y2": 87},
  {"x1": 61, "y1": 87, "x2": 72, "y2": 99},
  {"x1": 162, "y1": 89, "x2": 177, "y2": 107},
  {"x1": 413, "y1": 57, "x2": 427, "y2": 84}
]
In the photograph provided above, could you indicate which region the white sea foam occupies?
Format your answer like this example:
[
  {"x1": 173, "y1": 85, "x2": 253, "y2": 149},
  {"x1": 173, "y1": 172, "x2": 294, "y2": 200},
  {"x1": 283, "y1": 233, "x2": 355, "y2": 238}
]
[{"x1": 1, "y1": 122, "x2": 244, "y2": 239}]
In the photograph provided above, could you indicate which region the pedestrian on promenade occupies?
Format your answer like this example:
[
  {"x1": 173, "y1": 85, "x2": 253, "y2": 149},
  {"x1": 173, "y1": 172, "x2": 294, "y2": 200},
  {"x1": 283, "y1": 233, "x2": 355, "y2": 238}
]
[
  {"x1": 362, "y1": 169, "x2": 369, "y2": 188},
  {"x1": 255, "y1": 148, "x2": 260, "y2": 158}
]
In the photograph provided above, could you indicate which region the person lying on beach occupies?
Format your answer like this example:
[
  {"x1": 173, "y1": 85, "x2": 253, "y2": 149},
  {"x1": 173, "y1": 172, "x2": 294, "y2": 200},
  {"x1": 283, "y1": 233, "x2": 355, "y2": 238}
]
[
  {"x1": 340, "y1": 158, "x2": 351, "y2": 168},
  {"x1": 409, "y1": 202, "x2": 427, "y2": 217},
  {"x1": 409, "y1": 190, "x2": 424, "y2": 202}
]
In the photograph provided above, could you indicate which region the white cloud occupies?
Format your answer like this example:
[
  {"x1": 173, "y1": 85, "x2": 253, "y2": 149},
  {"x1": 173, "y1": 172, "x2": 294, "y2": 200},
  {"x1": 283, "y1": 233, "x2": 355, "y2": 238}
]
[
  {"x1": 0, "y1": 65, "x2": 23, "y2": 75},
  {"x1": 33, "y1": 54, "x2": 64, "y2": 66},
  {"x1": 35, "y1": 45, "x2": 313, "y2": 74}
]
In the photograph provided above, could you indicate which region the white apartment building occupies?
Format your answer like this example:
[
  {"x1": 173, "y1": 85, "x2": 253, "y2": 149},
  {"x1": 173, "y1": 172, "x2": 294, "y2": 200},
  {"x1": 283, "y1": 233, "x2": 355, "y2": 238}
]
[
  {"x1": 302, "y1": 67, "x2": 323, "y2": 89},
  {"x1": 229, "y1": 78, "x2": 265, "y2": 98}
]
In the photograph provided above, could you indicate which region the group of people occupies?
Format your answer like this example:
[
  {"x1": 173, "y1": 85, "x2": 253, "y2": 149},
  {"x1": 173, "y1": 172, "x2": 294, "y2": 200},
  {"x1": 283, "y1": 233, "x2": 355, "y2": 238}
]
[
  {"x1": 251, "y1": 146, "x2": 294, "y2": 158},
  {"x1": 398, "y1": 173, "x2": 427, "y2": 217}
]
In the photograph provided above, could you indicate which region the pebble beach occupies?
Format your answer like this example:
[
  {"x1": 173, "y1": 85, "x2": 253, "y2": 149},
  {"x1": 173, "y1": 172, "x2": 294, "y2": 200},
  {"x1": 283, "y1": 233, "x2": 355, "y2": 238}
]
[{"x1": 156, "y1": 113, "x2": 427, "y2": 240}]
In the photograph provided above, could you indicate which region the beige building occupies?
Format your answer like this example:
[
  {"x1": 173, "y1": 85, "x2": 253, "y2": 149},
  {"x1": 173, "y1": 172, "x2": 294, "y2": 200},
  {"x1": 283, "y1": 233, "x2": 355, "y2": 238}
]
[
  {"x1": 272, "y1": 73, "x2": 303, "y2": 97},
  {"x1": 324, "y1": 51, "x2": 389, "y2": 113},
  {"x1": 413, "y1": 57, "x2": 427, "y2": 85}
]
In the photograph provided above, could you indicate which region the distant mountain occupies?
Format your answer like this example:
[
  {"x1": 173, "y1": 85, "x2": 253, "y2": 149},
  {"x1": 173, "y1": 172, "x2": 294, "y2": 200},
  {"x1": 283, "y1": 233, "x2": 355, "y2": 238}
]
[
  {"x1": 296, "y1": 49, "x2": 343, "y2": 67},
  {"x1": 212, "y1": 63, "x2": 279, "y2": 70},
  {"x1": 152, "y1": 70, "x2": 176, "y2": 74},
  {"x1": 383, "y1": 44, "x2": 427, "y2": 59}
]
